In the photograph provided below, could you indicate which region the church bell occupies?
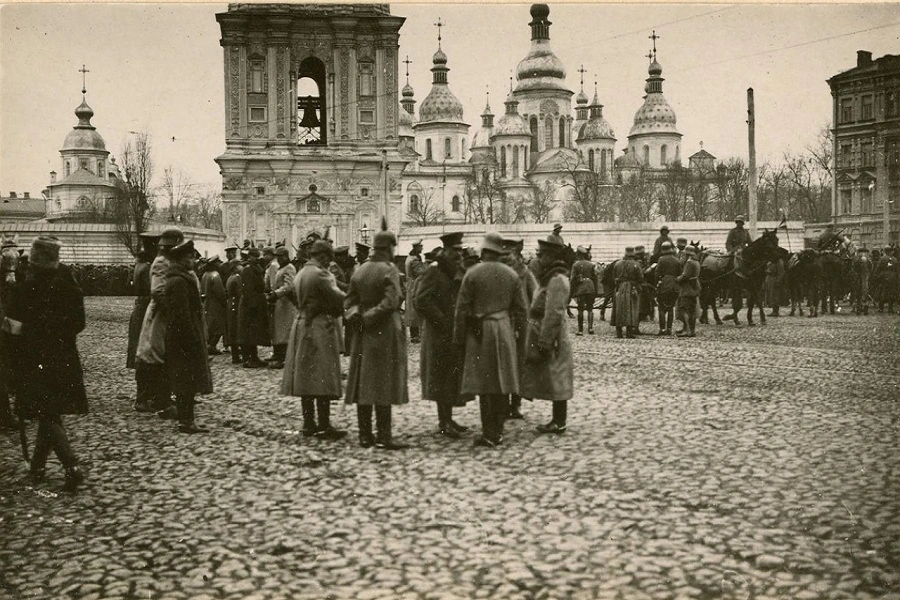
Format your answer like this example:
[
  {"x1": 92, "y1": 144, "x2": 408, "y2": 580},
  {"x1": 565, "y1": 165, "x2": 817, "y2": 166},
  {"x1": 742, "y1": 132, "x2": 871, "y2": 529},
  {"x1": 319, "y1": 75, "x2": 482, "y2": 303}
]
[{"x1": 298, "y1": 96, "x2": 321, "y2": 129}]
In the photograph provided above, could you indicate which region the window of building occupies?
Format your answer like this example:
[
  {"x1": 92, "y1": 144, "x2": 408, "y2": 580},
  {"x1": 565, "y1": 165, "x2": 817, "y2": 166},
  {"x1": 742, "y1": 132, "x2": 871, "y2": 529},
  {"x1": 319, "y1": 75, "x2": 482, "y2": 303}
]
[
  {"x1": 307, "y1": 198, "x2": 320, "y2": 213},
  {"x1": 65, "y1": 162, "x2": 71, "y2": 177},
  {"x1": 643, "y1": 145, "x2": 650, "y2": 165},
  {"x1": 256, "y1": 186, "x2": 266, "y2": 196},
  {"x1": 861, "y1": 186, "x2": 873, "y2": 214},
  {"x1": 296, "y1": 57, "x2": 327, "y2": 146},
  {"x1": 841, "y1": 189, "x2": 852, "y2": 215},
  {"x1": 359, "y1": 109, "x2": 375, "y2": 124},
  {"x1": 500, "y1": 146, "x2": 507, "y2": 177},
  {"x1": 451, "y1": 195, "x2": 461, "y2": 212},
  {"x1": 513, "y1": 146, "x2": 519, "y2": 177},
  {"x1": 80, "y1": 159, "x2": 90, "y2": 172},
  {"x1": 559, "y1": 116, "x2": 566, "y2": 148},
  {"x1": 661, "y1": 144, "x2": 668, "y2": 165},
  {"x1": 887, "y1": 92, "x2": 898, "y2": 118},
  {"x1": 426, "y1": 139, "x2": 433, "y2": 161},
  {"x1": 544, "y1": 117, "x2": 553, "y2": 150},
  {"x1": 360, "y1": 187, "x2": 369, "y2": 197},
  {"x1": 445, "y1": 137, "x2": 452, "y2": 159},
  {"x1": 600, "y1": 149, "x2": 608, "y2": 176},
  {"x1": 840, "y1": 98, "x2": 854, "y2": 124},
  {"x1": 861, "y1": 95, "x2": 874, "y2": 120},
  {"x1": 250, "y1": 106, "x2": 267, "y2": 122},
  {"x1": 529, "y1": 117, "x2": 538, "y2": 152},
  {"x1": 840, "y1": 143, "x2": 853, "y2": 168},
  {"x1": 588, "y1": 149, "x2": 595, "y2": 172},
  {"x1": 97, "y1": 160, "x2": 105, "y2": 179},
  {"x1": 359, "y1": 62, "x2": 375, "y2": 97},
  {"x1": 55, "y1": 198, "x2": 62, "y2": 212},
  {"x1": 461, "y1": 139, "x2": 466, "y2": 159},
  {"x1": 409, "y1": 194, "x2": 419, "y2": 214},
  {"x1": 250, "y1": 57, "x2": 265, "y2": 94},
  {"x1": 860, "y1": 141, "x2": 874, "y2": 167}
]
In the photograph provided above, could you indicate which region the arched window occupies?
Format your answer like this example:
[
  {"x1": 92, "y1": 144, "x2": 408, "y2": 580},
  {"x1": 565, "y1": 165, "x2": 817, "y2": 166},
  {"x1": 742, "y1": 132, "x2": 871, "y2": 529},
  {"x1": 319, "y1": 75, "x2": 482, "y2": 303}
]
[
  {"x1": 297, "y1": 57, "x2": 327, "y2": 145},
  {"x1": 529, "y1": 117, "x2": 538, "y2": 152},
  {"x1": 513, "y1": 146, "x2": 520, "y2": 177},
  {"x1": 600, "y1": 149, "x2": 608, "y2": 176},
  {"x1": 249, "y1": 55, "x2": 266, "y2": 94},
  {"x1": 461, "y1": 139, "x2": 466, "y2": 159},
  {"x1": 451, "y1": 195, "x2": 461, "y2": 212},
  {"x1": 675, "y1": 145, "x2": 681, "y2": 163},
  {"x1": 545, "y1": 117, "x2": 554, "y2": 150},
  {"x1": 97, "y1": 160, "x2": 105, "y2": 179},
  {"x1": 410, "y1": 194, "x2": 420, "y2": 214},
  {"x1": 500, "y1": 146, "x2": 507, "y2": 178},
  {"x1": 559, "y1": 116, "x2": 566, "y2": 148},
  {"x1": 524, "y1": 146, "x2": 529, "y2": 169},
  {"x1": 643, "y1": 145, "x2": 650, "y2": 165},
  {"x1": 65, "y1": 161, "x2": 71, "y2": 177},
  {"x1": 588, "y1": 149, "x2": 595, "y2": 172},
  {"x1": 426, "y1": 139, "x2": 433, "y2": 161},
  {"x1": 445, "y1": 137, "x2": 452, "y2": 159},
  {"x1": 660, "y1": 144, "x2": 668, "y2": 165}
]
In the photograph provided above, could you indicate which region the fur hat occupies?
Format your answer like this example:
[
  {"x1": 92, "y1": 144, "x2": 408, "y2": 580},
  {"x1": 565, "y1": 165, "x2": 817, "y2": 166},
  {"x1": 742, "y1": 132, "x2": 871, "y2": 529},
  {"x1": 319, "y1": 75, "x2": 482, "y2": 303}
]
[
  {"x1": 624, "y1": 247, "x2": 635, "y2": 258},
  {"x1": 30, "y1": 236, "x2": 62, "y2": 269}
]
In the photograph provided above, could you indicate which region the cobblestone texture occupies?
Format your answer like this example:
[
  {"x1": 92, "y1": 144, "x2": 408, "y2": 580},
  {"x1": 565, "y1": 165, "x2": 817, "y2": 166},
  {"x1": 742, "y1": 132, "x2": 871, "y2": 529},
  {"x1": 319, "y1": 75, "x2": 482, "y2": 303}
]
[{"x1": 1, "y1": 297, "x2": 899, "y2": 600}]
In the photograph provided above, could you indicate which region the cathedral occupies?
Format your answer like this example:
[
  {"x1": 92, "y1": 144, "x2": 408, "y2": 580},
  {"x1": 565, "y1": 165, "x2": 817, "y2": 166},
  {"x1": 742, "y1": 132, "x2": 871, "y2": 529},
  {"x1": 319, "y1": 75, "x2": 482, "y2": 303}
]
[{"x1": 215, "y1": 3, "x2": 693, "y2": 246}]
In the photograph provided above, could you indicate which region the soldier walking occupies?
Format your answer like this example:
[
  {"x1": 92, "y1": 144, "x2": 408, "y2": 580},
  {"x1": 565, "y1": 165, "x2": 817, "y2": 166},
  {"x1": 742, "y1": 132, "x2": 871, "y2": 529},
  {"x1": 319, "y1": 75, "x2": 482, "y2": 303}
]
[
  {"x1": 611, "y1": 247, "x2": 643, "y2": 339},
  {"x1": 237, "y1": 247, "x2": 270, "y2": 368},
  {"x1": 266, "y1": 247, "x2": 297, "y2": 369},
  {"x1": 282, "y1": 240, "x2": 347, "y2": 440},
  {"x1": 454, "y1": 232, "x2": 527, "y2": 448},
  {"x1": 676, "y1": 246, "x2": 701, "y2": 337},
  {"x1": 655, "y1": 241, "x2": 680, "y2": 336},
  {"x1": 128, "y1": 232, "x2": 159, "y2": 412},
  {"x1": 345, "y1": 223, "x2": 408, "y2": 450},
  {"x1": 414, "y1": 232, "x2": 469, "y2": 438}
]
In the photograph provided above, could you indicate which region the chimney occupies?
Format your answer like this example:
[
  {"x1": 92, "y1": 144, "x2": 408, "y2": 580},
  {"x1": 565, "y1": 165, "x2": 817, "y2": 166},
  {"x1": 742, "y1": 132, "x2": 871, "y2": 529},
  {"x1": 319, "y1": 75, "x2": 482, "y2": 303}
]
[
  {"x1": 50, "y1": 171, "x2": 57, "y2": 183},
  {"x1": 857, "y1": 50, "x2": 873, "y2": 67},
  {"x1": 23, "y1": 192, "x2": 30, "y2": 199},
  {"x1": 9, "y1": 192, "x2": 16, "y2": 198}
]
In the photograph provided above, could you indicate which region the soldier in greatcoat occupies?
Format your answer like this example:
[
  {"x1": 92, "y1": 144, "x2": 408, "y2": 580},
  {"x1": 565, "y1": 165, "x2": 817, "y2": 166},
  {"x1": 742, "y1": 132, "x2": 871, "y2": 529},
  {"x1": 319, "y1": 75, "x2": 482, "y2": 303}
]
[
  {"x1": 345, "y1": 225, "x2": 408, "y2": 450},
  {"x1": 136, "y1": 228, "x2": 184, "y2": 416},
  {"x1": 634, "y1": 245, "x2": 654, "y2": 322},
  {"x1": 414, "y1": 232, "x2": 469, "y2": 438},
  {"x1": 262, "y1": 246, "x2": 278, "y2": 359},
  {"x1": 200, "y1": 256, "x2": 227, "y2": 355},
  {"x1": 655, "y1": 241, "x2": 681, "y2": 336},
  {"x1": 651, "y1": 226, "x2": 673, "y2": 264},
  {"x1": 225, "y1": 257, "x2": 244, "y2": 364},
  {"x1": 454, "y1": 232, "x2": 527, "y2": 448},
  {"x1": 345, "y1": 242, "x2": 370, "y2": 352},
  {"x1": 501, "y1": 237, "x2": 538, "y2": 420},
  {"x1": 405, "y1": 240, "x2": 426, "y2": 343},
  {"x1": 522, "y1": 237, "x2": 574, "y2": 434},
  {"x1": 266, "y1": 246, "x2": 297, "y2": 369},
  {"x1": 676, "y1": 245, "x2": 702, "y2": 337},
  {"x1": 329, "y1": 246, "x2": 350, "y2": 355},
  {"x1": 570, "y1": 245, "x2": 598, "y2": 336},
  {"x1": 282, "y1": 240, "x2": 347, "y2": 440},
  {"x1": 611, "y1": 247, "x2": 643, "y2": 339},
  {"x1": 127, "y1": 232, "x2": 160, "y2": 370},
  {"x1": 237, "y1": 247, "x2": 270, "y2": 368}
]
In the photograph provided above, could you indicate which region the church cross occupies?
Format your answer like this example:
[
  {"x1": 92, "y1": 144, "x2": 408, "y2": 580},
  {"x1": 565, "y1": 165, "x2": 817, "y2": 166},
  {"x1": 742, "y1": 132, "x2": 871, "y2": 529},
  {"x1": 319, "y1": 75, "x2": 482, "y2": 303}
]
[
  {"x1": 434, "y1": 17, "x2": 443, "y2": 48},
  {"x1": 649, "y1": 30, "x2": 660, "y2": 58},
  {"x1": 403, "y1": 55, "x2": 412, "y2": 80},
  {"x1": 646, "y1": 51, "x2": 654, "y2": 63},
  {"x1": 578, "y1": 64, "x2": 587, "y2": 89},
  {"x1": 79, "y1": 64, "x2": 90, "y2": 94}
]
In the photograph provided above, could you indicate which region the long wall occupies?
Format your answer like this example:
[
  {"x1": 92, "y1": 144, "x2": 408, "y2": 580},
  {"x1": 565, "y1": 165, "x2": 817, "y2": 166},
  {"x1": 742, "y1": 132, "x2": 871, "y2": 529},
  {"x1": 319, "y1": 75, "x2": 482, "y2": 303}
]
[
  {"x1": 0, "y1": 222, "x2": 226, "y2": 264},
  {"x1": 398, "y1": 221, "x2": 805, "y2": 263}
]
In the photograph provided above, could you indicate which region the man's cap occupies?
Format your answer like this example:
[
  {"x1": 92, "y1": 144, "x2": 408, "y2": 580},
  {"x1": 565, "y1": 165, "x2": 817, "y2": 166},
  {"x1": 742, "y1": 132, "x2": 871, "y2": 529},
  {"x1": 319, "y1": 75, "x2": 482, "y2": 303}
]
[
  {"x1": 660, "y1": 225, "x2": 670, "y2": 233},
  {"x1": 355, "y1": 242, "x2": 371, "y2": 252},
  {"x1": 158, "y1": 227, "x2": 185, "y2": 248},
  {"x1": 501, "y1": 237, "x2": 524, "y2": 252},
  {"x1": 481, "y1": 232, "x2": 506, "y2": 254},
  {"x1": 224, "y1": 243, "x2": 239, "y2": 252},
  {"x1": 334, "y1": 245, "x2": 350, "y2": 255},
  {"x1": 553, "y1": 223, "x2": 563, "y2": 231},
  {"x1": 735, "y1": 215, "x2": 746, "y2": 223},
  {"x1": 207, "y1": 254, "x2": 222, "y2": 263},
  {"x1": 684, "y1": 245, "x2": 698, "y2": 256},
  {"x1": 30, "y1": 236, "x2": 62, "y2": 269},
  {"x1": 576, "y1": 245, "x2": 589, "y2": 254},
  {"x1": 858, "y1": 247, "x2": 870, "y2": 253},
  {"x1": 170, "y1": 239, "x2": 195, "y2": 258},
  {"x1": 274, "y1": 246, "x2": 290, "y2": 258},
  {"x1": 440, "y1": 231, "x2": 465, "y2": 249},
  {"x1": 309, "y1": 240, "x2": 334, "y2": 256},
  {"x1": 373, "y1": 230, "x2": 397, "y2": 249},
  {"x1": 624, "y1": 247, "x2": 635, "y2": 257},
  {"x1": 247, "y1": 247, "x2": 261, "y2": 258},
  {"x1": 660, "y1": 241, "x2": 674, "y2": 254},
  {"x1": 139, "y1": 231, "x2": 162, "y2": 241},
  {"x1": 676, "y1": 237, "x2": 688, "y2": 244},
  {"x1": 635, "y1": 245, "x2": 646, "y2": 253},
  {"x1": 424, "y1": 247, "x2": 441, "y2": 262},
  {"x1": 263, "y1": 246, "x2": 275, "y2": 256}
]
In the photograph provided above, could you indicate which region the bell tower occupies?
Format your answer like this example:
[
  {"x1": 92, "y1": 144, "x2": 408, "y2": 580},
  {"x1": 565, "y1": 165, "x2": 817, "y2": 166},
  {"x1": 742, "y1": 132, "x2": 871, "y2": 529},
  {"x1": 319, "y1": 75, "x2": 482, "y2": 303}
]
[{"x1": 215, "y1": 4, "x2": 407, "y2": 247}]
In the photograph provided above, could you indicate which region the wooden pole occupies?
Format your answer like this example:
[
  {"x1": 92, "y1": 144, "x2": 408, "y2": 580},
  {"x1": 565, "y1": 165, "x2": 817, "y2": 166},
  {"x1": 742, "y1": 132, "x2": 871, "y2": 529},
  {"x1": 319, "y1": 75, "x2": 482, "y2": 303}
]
[{"x1": 747, "y1": 88, "x2": 758, "y2": 239}]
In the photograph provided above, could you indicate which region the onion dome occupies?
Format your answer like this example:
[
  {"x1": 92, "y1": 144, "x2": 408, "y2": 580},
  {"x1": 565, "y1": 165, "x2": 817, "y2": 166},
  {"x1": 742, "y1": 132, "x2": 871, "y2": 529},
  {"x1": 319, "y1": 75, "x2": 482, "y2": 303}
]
[
  {"x1": 575, "y1": 88, "x2": 588, "y2": 106},
  {"x1": 493, "y1": 91, "x2": 529, "y2": 137},
  {"x1": 578, "y1": 88, "x2": 616, "y2": 142},
  {"x1": 514, "y1": 4, "x2": 570, "y2": 94},
  {"x1": 398, "y1": 102, "x2": 414, "y2": 139},
  {"x1": 629, "y1": 58, "x2": 679, "y2": 137},
  {"x1": 418, "y1": 46, "x2": 465, "y2": 123},
  {"x1": 62, "y1": 96, "x2": 107, "y2": 151},
  {"x1": 402, "y1": 81, "x2": 415, "y2": 98}
]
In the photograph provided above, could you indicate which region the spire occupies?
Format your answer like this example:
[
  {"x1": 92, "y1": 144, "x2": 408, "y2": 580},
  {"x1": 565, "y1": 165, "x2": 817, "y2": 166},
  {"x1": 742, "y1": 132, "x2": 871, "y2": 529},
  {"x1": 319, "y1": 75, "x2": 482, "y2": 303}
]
[
  {"x1": 529, "y1": 4, "x2": 551, "y2": 41},
  {"x1": 401, "y1": 55, "x2": 416, "y2": 115},
  {"x1": 435, "y1": 17, "x2": 443, "y2": 49},
  {"x1": 481, "y1": 89, "x2": 494, "y2": 128},
  {"x1": 430, "y1": 18, "x2": 449, "y2": 85},
  {"x1": 589, "y1": 81, "x2": 604, "y2": 119},
  {"x1": 649, "y1": 30, "x2": 660, "y2": 61},
  {"x1": 504, "y1": 87, "x2": 520, "y2": 115}
]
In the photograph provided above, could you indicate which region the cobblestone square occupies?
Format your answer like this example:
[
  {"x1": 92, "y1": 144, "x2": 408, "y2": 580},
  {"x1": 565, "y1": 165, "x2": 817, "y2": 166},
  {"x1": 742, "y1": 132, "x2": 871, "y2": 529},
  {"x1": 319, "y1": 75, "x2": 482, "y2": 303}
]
[{"x1": 1, "y1": 298, "x2": 899, "y2": 600}]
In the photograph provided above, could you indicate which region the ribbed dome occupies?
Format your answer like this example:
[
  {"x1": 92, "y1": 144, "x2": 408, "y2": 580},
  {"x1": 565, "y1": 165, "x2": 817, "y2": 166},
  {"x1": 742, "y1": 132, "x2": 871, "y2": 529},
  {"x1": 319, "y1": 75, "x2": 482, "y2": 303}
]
[
  {"x1": 432, "y1": 48, "x2": 447, "y2": 65},
  {"x1": 578, "y1": 118, "x2": 615, "y2": 142},
  {"x1": 62, "y1": 97, "x2": 107, "y2": 152},
  {"x1": 515, "y1": 43, "x2": 569, "y2": 93},
  {"x1": 629, "y1": 94, "x2": 678, "y2": 136},
  {"x1": 419, "y1": 86, "x2": 464, "y2": 123},
  {"x1": 648, "y1": 60, "x2": 663, "y2": 77}
]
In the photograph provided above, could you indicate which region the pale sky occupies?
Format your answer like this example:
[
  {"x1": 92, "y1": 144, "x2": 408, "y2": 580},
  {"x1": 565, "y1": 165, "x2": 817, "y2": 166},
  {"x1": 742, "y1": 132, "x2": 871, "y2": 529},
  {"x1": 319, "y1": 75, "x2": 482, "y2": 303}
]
[{"x1": 2, "y1": 3, "x2": 899, "y2": 196}]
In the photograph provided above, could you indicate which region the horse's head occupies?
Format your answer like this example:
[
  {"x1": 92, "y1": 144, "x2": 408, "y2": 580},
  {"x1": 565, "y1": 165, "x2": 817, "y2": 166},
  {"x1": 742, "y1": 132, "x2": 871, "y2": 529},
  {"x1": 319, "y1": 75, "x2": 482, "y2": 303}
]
[{"x1": 0, "y1": 242, "x2": 19, "y2": 283}]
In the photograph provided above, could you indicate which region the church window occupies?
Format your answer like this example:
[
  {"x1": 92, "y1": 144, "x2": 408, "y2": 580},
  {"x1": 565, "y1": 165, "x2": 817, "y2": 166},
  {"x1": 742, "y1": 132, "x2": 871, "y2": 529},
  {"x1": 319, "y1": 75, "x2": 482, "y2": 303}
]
[
  {"x1": 256, "y1": 186, "x2": 266, "y2": 196},
  {"x1": 840, "y1": 98, "x2": 854, "y2": 124},
  {"x1": 359, "y1": 62, "x2": 375, "y2": 97},
  {"x1": 545, "y1": 117, "x2": 554, "y2": 150},
  {"x1": 426, "y1": 139, "x2": 433, "y2": 161},
  {"x1": 410, "y1": 194, "x2": 420, "y2": 214},
  {"x1": 297, "y1": 57, "x2": 327, "y2": 146},
  {"x1": 461, "y1": 139, "x2": 466, "y2": 159},
  {"x1": 307, "y1": 198, "x2": 320, "y2": 213},
  {"x1": 513, "y1": 146, "x2": 519, "y2": 177},
  {"x1": 250, "y1": 106, "x2": 267, "y2": 122},
  {"x1": 97, "y1": 160, "x2": 105, "y2": 179},
  {"x1": 445, "y1": 137, "x2": 452, "y2": 159},
  {"x1": 55, "y1": 198, "x2": 61, "y2": 212},
  {"x1": 65, "y1": 162, "x2": 71, "y2": 177},
  {"x1": 500, "y1": 146, "x2": 507, "y2": 178},
  {"x1": 675, "y1": 145, "x2": 681, "y2": 163},
  {"x1": 661, "y1": 144, "x2": 668, "y2": 165},
  {"x1": 600, "y1": 149, "x2": 608, "y2": 176},
  {"x1": 452, "y1": 195, "x2": 461, "y2": 212},
  {"x1": 588, "y1": 149, "x2": 595, "y2": 172},
  {"x1": 359, "y1": 109, "x2": 375, "y2": 124},
  {"x1": 861, "y1": 95, "x2": 874, "y2": 120},
  {"x1": 524, "y1": 146, "x2": 528, "y2": 169},
  {"x1": 529, "y1": 117, "x2": 538, "y2": 152},
  {"x1": 559, "y1": 116, "x2": 566, "y2": 147},
  {"x1": 80, "y1": 159, "x2": 90, "y2": 172},
  {"x1": 643, "y1": 145, "x2": 650, "y2": 165},
  {"x1": 361, "y1": 187, "x2": 369, "y2": 197},
  {"x1": 250, "y1": 57, "x2": 265, "y2": 94}
]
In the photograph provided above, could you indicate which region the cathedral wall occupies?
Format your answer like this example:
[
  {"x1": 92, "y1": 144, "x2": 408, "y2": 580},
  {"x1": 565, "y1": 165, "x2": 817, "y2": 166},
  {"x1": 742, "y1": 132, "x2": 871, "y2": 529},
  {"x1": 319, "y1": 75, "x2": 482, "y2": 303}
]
[{"x1": 627, "y1": 133, "x2": 683, "y2": 169}]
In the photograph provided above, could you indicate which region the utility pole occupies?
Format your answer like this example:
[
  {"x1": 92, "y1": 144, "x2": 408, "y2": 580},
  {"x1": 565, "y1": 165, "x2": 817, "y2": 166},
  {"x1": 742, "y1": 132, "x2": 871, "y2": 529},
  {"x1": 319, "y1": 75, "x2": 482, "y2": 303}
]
[
  {"x1": 747, "y1": 88, "x2": 758, "y2": 239},
  {"x1": 382, "y1": 150, "x2": 390, "y2": 228}
]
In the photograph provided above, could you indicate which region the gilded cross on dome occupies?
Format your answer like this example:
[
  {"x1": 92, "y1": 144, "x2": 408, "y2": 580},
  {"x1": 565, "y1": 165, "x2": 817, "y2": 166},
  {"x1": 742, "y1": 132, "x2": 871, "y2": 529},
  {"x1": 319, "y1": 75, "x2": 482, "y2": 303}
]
[
  {"x1": 434, "y1": 17, "x2": 443, "y2": 48},
  {"x1": 403, "y1": 55, "x2": 412, "y2": 81},
  {"x1": 578, "y1": 64, "x2": 587, "y2": 89},
  {"x1": 79, "y1": 64, "x2": 90, "y2": 95},
  {"x1": 649, "y1": 30, "x2": 660, "y2": 59}
]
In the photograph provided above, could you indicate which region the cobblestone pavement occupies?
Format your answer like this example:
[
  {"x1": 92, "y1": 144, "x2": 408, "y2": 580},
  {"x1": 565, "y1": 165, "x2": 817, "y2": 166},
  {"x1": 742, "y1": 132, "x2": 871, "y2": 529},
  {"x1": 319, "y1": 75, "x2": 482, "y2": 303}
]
[{"x1": 1, "y1": 297, "x2": 899, "y2": 600}]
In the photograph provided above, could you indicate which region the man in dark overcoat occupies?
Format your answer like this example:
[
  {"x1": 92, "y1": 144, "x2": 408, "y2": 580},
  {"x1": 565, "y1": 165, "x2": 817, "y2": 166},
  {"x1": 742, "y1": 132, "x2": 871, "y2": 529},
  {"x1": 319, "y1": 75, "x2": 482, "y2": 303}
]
[
  {"x1": 225, "y1": 259, "x2": 244, "y2": 364},
  {"x1": 501, "y1": 237, "x2": 538, "y2": 420},
  {"x1": 651, "y1": 226, "x2": 673, "y2": 264},
  {"x1": 282, "y1": 240, "x2": 347, "y2": 439},
  {"x1": 655, "y1": 241, "x2": 681, "y2": 335},
  {"x1": 345, "y1": 227, "x2": 408, "y2": 450},
  {"x1": 201, "y1": 256, "x2": 227, "y2": 354},
  {"x1": 634, "y1": 245, "x2": 654, "y2": 322},
  {"x1": 676, "y1": 245, "x2": 701, "y2": 337},
  {"x1": 612, "y1": 247, "x2": 643, "y2": 339},
  {"x1": 454, "y1": 232, "x2": 527, "y2": 448},
  {"x1": 414, "y1": 232, "x2": 468, "y2": 438},
  {"x1": 405, "y1": 240, "x2": 425, "y2": 343},
  {"x1": 570, "y1": 245, "x2": 598, "y2": 336},
  {"x1": 238, "y1": 247, "x2": 270, "y2": 368}
]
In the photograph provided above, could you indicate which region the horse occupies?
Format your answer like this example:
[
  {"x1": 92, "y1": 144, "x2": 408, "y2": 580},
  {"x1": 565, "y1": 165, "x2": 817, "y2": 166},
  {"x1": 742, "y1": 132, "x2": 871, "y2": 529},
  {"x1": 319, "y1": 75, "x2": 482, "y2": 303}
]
[
  {"x1": 849, "y1": 251, "x2": 872, "y2": 315},
  {"x1": 698, "y1": 229, "x2": 784, "y2": 326},
  {"x1": 784, "y1": 249, "x2": 822, "y2": 317},
  {"x1": 818, "y1": 250, "x2": 848, "y2": 315}
]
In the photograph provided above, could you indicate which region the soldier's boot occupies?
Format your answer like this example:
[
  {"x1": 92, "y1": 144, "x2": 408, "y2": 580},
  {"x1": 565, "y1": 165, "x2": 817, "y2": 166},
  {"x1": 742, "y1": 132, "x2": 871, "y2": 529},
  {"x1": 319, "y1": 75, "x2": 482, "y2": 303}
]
[
  {"x1": 301, "y1": 398, "x2": 318, "y2": 437},
  {"x1": 314, "y1": 398, "x2": 346, "y2": 440},
  {"x1": 626, "y1": 326, "x2": 636, "y2": 339},
  {"x1": 437, "y1": 403, "x2": 460, "y2": 438},
  {"x1": 688, "y1": 316, "x2": 698, "y2": 337},
  {"x1": 230, "y1": 343, "x2": 243, "y2": 365},
  {"x1": 357, "y1": 406, "x2": 375, "y2": 448},
  {"x1": 508, "y1": 395, "x2": 524, "y2": 420},
  {"x1": 177, "y1": 394, "x2": 208, "y2": 434},
  {"x1": 30, "y1": 420, "x2": 52, "y2": 482},
  {"x1": 616, "y1": 326, "x2": 623, "y2": 339},
  {"x1": 587, "y1": 310, "x2": 595, "y2": 334},
  {"x1": 576, "y1": 310, "x2": 584, "y2": 335},
  {"x1": 44, "y1": 416, "x2": 81, "y2": 477},
  {"x1": 375, "y1": 406, "x2": 407, "y2": 450}
]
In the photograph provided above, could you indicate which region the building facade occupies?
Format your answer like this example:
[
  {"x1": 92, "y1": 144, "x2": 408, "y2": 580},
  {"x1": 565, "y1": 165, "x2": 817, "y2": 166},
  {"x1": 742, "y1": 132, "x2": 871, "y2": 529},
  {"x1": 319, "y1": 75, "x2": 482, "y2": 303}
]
[{"x1": 828, "y1": 50, "x2": 900, "y2": 247}]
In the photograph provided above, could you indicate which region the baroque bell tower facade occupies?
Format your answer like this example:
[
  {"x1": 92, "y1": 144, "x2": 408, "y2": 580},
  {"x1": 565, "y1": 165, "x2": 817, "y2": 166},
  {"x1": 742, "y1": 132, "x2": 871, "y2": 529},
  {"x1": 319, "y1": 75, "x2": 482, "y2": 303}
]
[{"x1": 215, "y1": 4, "x2": 407, "y2": 247}]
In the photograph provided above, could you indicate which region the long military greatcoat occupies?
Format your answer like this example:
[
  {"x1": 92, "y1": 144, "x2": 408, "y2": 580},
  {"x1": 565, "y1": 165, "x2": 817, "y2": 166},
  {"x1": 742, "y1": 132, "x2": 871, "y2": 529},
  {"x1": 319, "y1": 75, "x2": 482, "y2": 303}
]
[
  {"x1": 271, "y1": 262, "x2": 298, "y2": 345},
  {"x1": 345, "y1": 257, "x2": 408, "y2": 406},
  {"x1": 454, "y1": 260, "x2": 527, "y2": 396},
  {"x1": 136, "y1": 255, "x2": 172, "y2": 365},
  {"x1": 237, "y1": 260, "x2": 270, "y2": 346},
  {"x1": 521, "y1": 265, "x2": 573, "y2": 402},
  {"x1": 570, "y1": 259, "x2": 598, "y2": 298},
  {"x1": 414, "y1": 257, "x2": 466, "y2": 405},
  {"x1": 225, "y1": 267, "x2": 242, "y2": 348},
  {"x1": 126, "y1": 258, "x2": 152, "y2": 368},
  {"x1": 655, "y1": 253, "x2": 682, "y2": 308},
  {"x1": 405, "y1": 253, "x2": 425, "y2": 328},
  {"x1": 164, "y1": 263, "x2": 213, "y2": 397},
  {"x1": 611, "y1": 257, "x2": 643, "y2": 328},
  {"x1": 201, "y1": 269, "x2": 227, "y2": 341},
  {"x1": 282, "y1": 259, "x2": 345, "y2": 399}
]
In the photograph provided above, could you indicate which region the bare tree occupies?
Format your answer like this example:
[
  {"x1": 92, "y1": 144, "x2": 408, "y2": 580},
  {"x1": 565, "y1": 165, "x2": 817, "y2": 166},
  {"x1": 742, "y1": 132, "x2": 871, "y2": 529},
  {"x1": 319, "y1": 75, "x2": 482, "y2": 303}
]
[
  {"x1": 405, "y1": 182, "x2": 445, "y2": 226},
  {"x1": 527, "y1": 180, "x2": 558, "y2": 224},
  {"x1": 658, "y1": 164, "x2": 692, "y2": 221},
  {"x1": 710, "y1": 158, "x2": 748, "y2": 221},
  {"x1": 113, "y1": 133, "x2": 155, "y2": 257},
  {"x1": 618, "y1": 166, "x2": 657, "y2": 222},
  {"x1": 160, "y1": 166, "x2": 194, "y2": 224},
  {"x1": 464, "y1": 167, "x2": 506, "y2": 224},
  {"x1": 557, "y1": 155, "x2": 616, "y2": 222},
  {"x1": 195, "y1": 188, "x2": 223, "y2": 230}
]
